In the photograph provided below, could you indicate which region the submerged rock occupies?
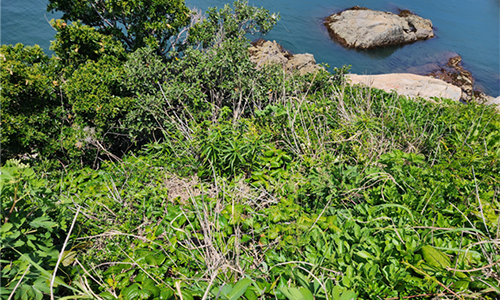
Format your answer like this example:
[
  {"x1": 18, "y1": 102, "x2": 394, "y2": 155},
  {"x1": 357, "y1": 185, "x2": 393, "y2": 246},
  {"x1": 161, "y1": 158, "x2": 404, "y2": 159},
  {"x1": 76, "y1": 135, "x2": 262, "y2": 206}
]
[
  {"x1": 426, "y1": 55, "x2": 483, "y2": 102},
  {"x1": 248, "y1": 40, "x2": 323, "y2": 75},
  {"x1": 346, "y1": 73, "x2": 462, "y2": 101},
  {"x1": 324, "y1": 6, "x2": 434, "y2": 49}
]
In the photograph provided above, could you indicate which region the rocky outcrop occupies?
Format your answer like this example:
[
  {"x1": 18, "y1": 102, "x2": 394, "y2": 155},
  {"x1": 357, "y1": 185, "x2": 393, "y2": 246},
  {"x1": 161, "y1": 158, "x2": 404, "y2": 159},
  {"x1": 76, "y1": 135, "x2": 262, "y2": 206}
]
[
  {"x1": 346, "y1": 73, "x2": 462, "y2": 101},
  {"x1": 324, "y1": 6, "x2": 434, "y2": 49},
  {"x1": 248, "y1": 40, "x2": 323, "y2": 75}
]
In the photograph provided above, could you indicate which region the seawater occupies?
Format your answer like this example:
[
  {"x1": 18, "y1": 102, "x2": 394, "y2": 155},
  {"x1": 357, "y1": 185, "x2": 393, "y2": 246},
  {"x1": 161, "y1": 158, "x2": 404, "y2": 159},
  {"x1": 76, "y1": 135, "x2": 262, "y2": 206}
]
[{"x1": 2, "y1": 0, "x2": 499, "y2": 96}]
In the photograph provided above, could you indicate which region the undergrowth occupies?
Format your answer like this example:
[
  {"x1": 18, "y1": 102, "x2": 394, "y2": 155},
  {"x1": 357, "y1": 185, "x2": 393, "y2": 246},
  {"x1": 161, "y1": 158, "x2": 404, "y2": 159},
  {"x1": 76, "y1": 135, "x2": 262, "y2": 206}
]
[{"x1": 2, "y1": 77, "x2": 499, "y2": 299}]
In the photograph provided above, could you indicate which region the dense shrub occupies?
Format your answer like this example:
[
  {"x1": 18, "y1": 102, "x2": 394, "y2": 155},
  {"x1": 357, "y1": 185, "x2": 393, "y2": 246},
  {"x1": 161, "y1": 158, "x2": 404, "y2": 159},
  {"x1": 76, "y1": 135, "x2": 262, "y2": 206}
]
[{"x1": 0, "y1": 44, "x2": 63, "y2": 161}]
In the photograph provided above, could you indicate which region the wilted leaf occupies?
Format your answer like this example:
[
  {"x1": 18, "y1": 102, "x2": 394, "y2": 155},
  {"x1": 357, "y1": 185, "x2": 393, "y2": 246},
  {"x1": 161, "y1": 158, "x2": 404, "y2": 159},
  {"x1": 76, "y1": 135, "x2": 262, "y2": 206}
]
[{"x1": 61, "y1": 250, "x2": 77, "y2": 267}]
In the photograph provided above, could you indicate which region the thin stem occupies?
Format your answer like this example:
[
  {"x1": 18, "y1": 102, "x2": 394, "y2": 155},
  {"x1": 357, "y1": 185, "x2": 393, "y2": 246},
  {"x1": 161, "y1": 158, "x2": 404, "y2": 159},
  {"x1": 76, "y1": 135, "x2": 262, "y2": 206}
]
[
  {"x1": 51, "y1": 206, "x2": 80, "y2": 300},
  {"x1": 7, "y1": 264, "x2": 31, "y2": 300}
]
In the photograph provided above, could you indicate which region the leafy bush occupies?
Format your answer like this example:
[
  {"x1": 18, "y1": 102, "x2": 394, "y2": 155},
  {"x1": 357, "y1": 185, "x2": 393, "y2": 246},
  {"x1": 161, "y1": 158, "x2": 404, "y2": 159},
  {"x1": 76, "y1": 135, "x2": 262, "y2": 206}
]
[
  {"x1": 188, "y1": 1, "x2": 279, "y2": 49},
  {"x1": 196, "y1": 121, "x2": 265, "y2": 179},
  {"x1": 2, "y1": 21, "x2": 134, "y2": 166},
  {"x1": 50, "y1": 19, "x2": 126, "y2": 69},
  {"x1": 122, "y1": 37, "x2": 283, "y2": 142}
]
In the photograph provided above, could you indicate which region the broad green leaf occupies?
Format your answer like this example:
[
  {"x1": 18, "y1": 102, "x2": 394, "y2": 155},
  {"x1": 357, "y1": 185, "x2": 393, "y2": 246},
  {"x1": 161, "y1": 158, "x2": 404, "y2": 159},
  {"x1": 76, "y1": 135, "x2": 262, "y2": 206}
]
[
  {"x1": 420, "y1": 245, "x2": 451, "y2": 269},
  {"x1": 145, "y1": 254, "x2": 166, "y2": 266},
  {"x1": 227, "y1": 278, "x2": 252, "y2": 300},
  {"x1": 99, "y1": 291, "x2": 116, "y2": 300},
  {"x1": 453, "y1": 280, "x2": 470, "y2": 291},
  {"x1": 181, "y1": 290, "x2": 194, "y2": 300},
  {"x1": 155, "y1": 225, "x2": 165, "y2": 237},
  {"x1": 123, "y1": 283, "x2": 141, "y2": 300},
  {"x1": 279, "y1": 287, "x2": 309, "y2": 300},
  {"x1": 33, "y1": 278, "x2": 51, "y2": 294},
  {"x1": 218, "y1": 284, "x2": 234, "y2": 299},
  {"x1": 142, "y1": 279, "x2": 160, "y2": 297},
  {"x1": 332, "y1": 286, "x2": 342, "y2": 300},
  {"x1": 160, "y1": 289, "x2": 174, "y2": 300},
  {"x1": 356, "y1": 250, "x2": 373, "y2": 260},
  {"x1": 0, "y1": 222, "x2": 13, "y2": 234},
  {"x1": 30, "y1": 216, "x2": 57, "y2": 229},
  {"x1": 288, "y1": 288, "x2": 306, "y2": 300},
  {"x1": 278, "y1": 286, "x2": 294, "y2": 300},
  {"x1": 298, "y1": 287, "x2": 314, "y2": 300},
  {"x1": 138, "y1": 289, "x2": 150, "y2": 299},
  {"x1": 244, "y1": 288, "x2": 258, "y2": 300},
  {"x1": 338, "y1": 290, "x2": 357, "y2": 300},
  {"x1": 264, "y1": 150, "x2": 275, "y2": 157}
]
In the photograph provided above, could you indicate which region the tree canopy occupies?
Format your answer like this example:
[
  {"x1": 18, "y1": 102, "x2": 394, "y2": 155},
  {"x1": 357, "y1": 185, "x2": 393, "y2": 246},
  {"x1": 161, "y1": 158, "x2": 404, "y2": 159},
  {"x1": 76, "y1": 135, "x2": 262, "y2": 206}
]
[{"x1": 47, "y1": 0, "x2": 191, "y2": 57}]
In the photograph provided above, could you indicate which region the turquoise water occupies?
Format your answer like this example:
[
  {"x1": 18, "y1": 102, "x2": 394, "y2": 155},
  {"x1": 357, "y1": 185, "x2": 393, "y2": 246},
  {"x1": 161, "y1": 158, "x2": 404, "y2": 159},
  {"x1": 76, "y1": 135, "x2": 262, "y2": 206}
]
[
  {"x1": 2, "y1": 0, "x2": 499, "y2": 96},
  {"x1": 1, "y1": 0, "x2": 62, "y2": 53}
]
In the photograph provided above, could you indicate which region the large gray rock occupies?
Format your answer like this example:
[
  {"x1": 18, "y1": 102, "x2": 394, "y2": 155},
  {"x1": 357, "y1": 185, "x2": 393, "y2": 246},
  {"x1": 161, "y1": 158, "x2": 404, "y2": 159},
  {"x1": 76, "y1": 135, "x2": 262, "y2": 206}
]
[
  {"x1": 346, "y1": 73, "x2": 462, "y2": 101},
  {"x1": 324, "y1": 7, "x2": 434, "y2": 49}
]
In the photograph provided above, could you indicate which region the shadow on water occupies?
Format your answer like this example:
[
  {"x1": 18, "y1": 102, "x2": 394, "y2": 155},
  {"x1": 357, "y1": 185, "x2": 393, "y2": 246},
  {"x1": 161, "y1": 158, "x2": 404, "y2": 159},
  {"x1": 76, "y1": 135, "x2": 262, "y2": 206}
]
[{"x1": 355, "y1": 45, "x2": 400, "y2": 59}]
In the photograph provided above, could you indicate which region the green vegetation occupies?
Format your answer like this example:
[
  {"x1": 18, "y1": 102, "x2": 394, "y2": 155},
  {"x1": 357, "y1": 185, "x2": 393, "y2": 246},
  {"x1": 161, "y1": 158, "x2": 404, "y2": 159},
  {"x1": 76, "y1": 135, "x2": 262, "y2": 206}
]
[{"x1": 1, "y1": 1, "x2": 499, "y2": 299}]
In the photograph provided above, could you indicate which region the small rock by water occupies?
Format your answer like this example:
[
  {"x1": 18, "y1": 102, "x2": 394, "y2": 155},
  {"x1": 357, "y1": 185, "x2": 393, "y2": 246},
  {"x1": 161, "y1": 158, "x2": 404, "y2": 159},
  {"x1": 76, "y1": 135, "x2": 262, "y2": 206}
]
[
  {"x1": 248, "y1": 40, "x2": 323, "y2": 75},
  {"x1": 324, "y1": 6, "x2": 434, "y2": 49}
]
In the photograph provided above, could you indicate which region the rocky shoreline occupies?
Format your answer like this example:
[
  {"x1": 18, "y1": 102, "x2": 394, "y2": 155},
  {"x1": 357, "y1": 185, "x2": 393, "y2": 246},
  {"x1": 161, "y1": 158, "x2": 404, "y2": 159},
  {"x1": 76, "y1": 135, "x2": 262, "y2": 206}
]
[
  {"x1": 348, "y1": 54, "x2": 497, "y2": 104},
  {"x1": 320, "y1": 6, "x2": 498, "y2": 106},
  {"x1": 248, "y1": 40, "x2": 499, "y2": 110},
  {"x1": 346, "y1": 73, "x2": 462, "y2": 101}
]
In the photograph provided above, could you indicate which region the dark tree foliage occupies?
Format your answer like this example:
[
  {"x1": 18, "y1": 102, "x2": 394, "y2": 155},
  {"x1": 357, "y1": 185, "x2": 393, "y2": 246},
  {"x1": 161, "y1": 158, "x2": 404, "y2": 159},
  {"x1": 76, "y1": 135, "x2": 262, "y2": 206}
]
[
  {"x1": 47, "y1": 0, "x2": 191, "y2": 57},
  {"x1": 50, "y1": 19, "x2": 126, "y2": 68}
]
